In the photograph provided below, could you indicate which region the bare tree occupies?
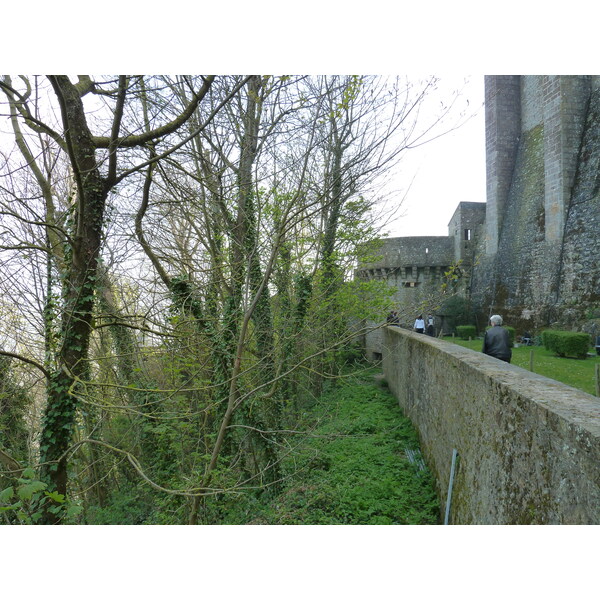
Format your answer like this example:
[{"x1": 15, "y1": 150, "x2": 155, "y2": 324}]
[
  {"x1": 0, "y1": 75, "x2": 220, "y2": 522},
  {"x1": 0, "y1": 74, "x2": 467, "y2": 524}
]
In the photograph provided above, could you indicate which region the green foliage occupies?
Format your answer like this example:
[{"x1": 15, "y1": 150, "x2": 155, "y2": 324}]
[
  {"x1": 440, "y1": 261, "x2": 465, "y2": 294},
  {"x1": 0, "y1": 467, "x2": 83, "y2": 524},
  {"x1": 247, "y1": 370, "x2": 439, "y2": 525},
  {"x1": 334, "y1": 278, "x2": 397, "y2": 322},
  {"x1": 440, "y1": 295, "x2": 475, "y2": 332},
  {"x1": 77, "y1": 368, "x2": 440, "y2": 525},
  {"x1": 355, "y1": 237, "x2": 386, "y2": 266},
  {"x1": 85, "y1": 481, "x2": 156, "y2": 525},
  {"x1": 170, "y1": 276, "x2": 204, "y2": 322},
  {"x1": 335, "y1": 342, "x2": 364, "y2": 367},
  {"x1": 542, "y1": 330, "x2": 591, "y2": 359},
  {"x1": 456, "y1": 325, "x2": 476, "y2": 340},
  {"x1": 337, "y1": 196, "x2": 380, "y2": 250},
  {"x1": 39, "y1": 370, "x2": 78, "y2": 470},
  {"x1": 326, "y1": 75, "x2": 364, "y2": 120},
  {"x1": 292, "y1": 272, "x2": 312, "y2": 324},
  {"x1": 0, "y1": 356, "x2": 30, "y2": 465}
]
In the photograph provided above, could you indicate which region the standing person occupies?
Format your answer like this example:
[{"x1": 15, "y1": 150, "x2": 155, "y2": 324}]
[
  {"x1": 426, "y1": 315, "x2": 435, "y2": 336},
  {"x1": 482, "y1": 314, "x2": 512, "y2": 363},
  {"x1": 413, "y1": 315, "x2": 425, "y2": 334}
]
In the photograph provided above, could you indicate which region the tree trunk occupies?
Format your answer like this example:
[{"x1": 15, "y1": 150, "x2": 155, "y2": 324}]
[{"x1": 38, "y1": 76, "x2": 108, "y2": 522}]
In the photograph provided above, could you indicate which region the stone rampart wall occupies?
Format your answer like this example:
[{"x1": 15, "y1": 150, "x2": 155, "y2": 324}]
[
  {"x1": 357, "y1": 237, "x2": 456, "y2": 331},
  {"x1": 382, "y1": 326, "x2": 600, "y2": 524},
  {"x1": 361, "y1": 236, "x2": 454, "y2": 270}
]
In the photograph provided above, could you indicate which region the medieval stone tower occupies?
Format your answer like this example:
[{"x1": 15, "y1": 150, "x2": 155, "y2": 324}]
[
  {"x1": 358, "y1": 75, "x2": 600, "y2": 356},
  {"x1": 473, "y1": 75, "x2": 600, "y2": 331}
]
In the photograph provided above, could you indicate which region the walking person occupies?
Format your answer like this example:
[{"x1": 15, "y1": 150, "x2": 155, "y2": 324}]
[
  {"x1": 426, "y1": 315, "x2": 435, "y2": 336},
  {"x1": 413, "y1": 315, "x2": 425, "y2": 334},
  {"x1": 482, "y1": 314, "x2": 512, "y2": 363}
]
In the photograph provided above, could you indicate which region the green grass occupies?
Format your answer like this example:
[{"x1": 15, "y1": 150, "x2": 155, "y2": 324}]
[
  {"x1": 249, "y1": 369, "x2": 440, "y2": 525},
  {"x1": 446, "y1": 336, "x2": 600, "y2": 396}
]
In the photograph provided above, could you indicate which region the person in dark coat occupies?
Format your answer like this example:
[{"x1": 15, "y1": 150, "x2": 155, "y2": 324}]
[
  {"x1": 426, "y1": 315, "x2": 435, "y2": 336},
  {"x1": 482, "y1": 314, "x2": 512, "y2": 363},
  {"x1": 386, "y1": 310, "x2": 400, "y2": 325}
]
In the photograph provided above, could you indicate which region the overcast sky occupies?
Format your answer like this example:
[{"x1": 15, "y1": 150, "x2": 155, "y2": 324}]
[{"x1": 382, "y1": 75, "x2": 486, "y2": 239}]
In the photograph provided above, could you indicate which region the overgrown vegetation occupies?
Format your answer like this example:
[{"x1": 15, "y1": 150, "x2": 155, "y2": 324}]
[
  {"x1": 0, "y1": 75, "x2": 465, "y2": 524},
  {"x1": 225, "y1": 368, "x2": 439, "y2": 525},
  {"x1": 1, "y1": 365, "x2": 440, "y2": 525}
]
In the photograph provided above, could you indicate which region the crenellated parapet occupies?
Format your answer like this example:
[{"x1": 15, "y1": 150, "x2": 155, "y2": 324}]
[
  {"x1": 356, "y1": 235, "x2": 457, "y2": 309},
  {"x1": 357, "y1": 206, "x2": 486, "y2": 304}
]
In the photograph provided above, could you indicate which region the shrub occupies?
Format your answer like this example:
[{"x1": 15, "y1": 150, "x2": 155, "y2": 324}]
[
  {"x1": 336, "y1": 342, "x2": 364, "y2": 366},
  {"x1": 542, "y1": 330, "x2": 591, "y2": 359},
  {"x1": 456, "y1": 325, "x2": 476, "y2": 340},
  {"x1": 440, "y1": 295, "x2": 475, "y2": 331},
  {"x1": 505, "y1": 326, "x2": 515, "y2": 347}
]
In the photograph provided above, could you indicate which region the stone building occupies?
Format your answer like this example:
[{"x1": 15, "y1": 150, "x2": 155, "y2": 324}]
[
  {"x1": 473, "y1": 75, "x2": 600, "y2": 332},
  {"x1": 358, "y1": 75, "x2": 600, "y2": 358},
  {"x1": 356, "y1": 202, "x2": 486, "y2": 359}
]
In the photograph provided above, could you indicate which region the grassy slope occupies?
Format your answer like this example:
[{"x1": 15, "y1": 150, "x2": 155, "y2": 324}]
[
  {"x1": 447, "y1": 337, "x2": 600, "y2": 396},
  {"x1": 249, "y1": 369, "x2": 440, "y2": 525}
]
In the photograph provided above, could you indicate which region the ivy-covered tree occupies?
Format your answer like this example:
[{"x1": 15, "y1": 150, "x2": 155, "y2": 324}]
[
  {"x1": 0, "y1": 74, "x2": 464, "y2": 524},
  {"x1": 0, "y1": 75, "x2": 220, "y2": 522}
]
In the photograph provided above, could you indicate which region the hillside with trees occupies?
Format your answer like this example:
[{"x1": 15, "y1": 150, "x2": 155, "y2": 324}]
[{"x1": 0, "y1": 75, "x2": 457, "y2": 524}]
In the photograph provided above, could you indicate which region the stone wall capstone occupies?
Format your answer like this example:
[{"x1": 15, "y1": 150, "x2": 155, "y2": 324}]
[{"x1": 382, "y1": 326, "x2": 600, "y2": 524}]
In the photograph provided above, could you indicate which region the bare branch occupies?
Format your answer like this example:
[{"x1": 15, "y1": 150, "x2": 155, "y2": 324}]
[
  {"x1": 0, "y1": 350, "x2": 51, "y2": 379},
  {"x1": 106, "y1": 75, "x2": 128, "y2": 185},
  {"x1": 91, "y1": 76, "x2": 216, "y2": 149},
  {"x1": 112, "y1": 75, "x2": 252, "y2": 184},
  {"x1": 0, "y1": 446, "x2": 24, "y2": 477},
  {"x1": 0, "y1": 77, "x2": 66, "y2": 151}
]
